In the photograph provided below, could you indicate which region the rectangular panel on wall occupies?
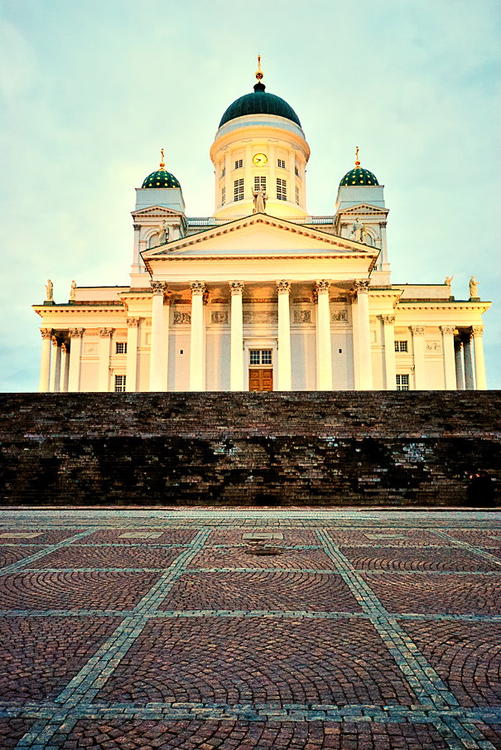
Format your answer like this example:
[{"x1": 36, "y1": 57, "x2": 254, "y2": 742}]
[
  {"x1": 168, "y1": 331, "x2": 190, "y2": 392},
  {"x1": 206, "y1": 331, "x2": 230, "y2": 391},
  {"x1": 331, "y1": 332, "x2": 353, "y2": 390}
]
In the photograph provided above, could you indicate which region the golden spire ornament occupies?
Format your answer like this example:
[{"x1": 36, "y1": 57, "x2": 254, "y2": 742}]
[
  {"x1": 255, "y1": 55, "x2": 264, "y2": 81},
  {"x1": 159, "y1": 148, "x2": 166, "y2": 170},
  {"x1": 355, "y1": 146, "x2": 361, "y2": 168}
]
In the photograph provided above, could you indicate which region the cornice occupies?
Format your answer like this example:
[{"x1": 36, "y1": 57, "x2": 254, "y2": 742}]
[{"x1": 396, "y1": 301, "x2": 491, "y2": 312}]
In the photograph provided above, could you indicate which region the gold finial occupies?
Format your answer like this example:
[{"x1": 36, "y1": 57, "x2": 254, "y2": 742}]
[
  {"x1": 355, "y1": 146, "x2": 361, "y2": 168},
  {"x1": 255, "y1": 54, "x2": 264, "y2": 80},
  {"x1": 159, "y1": 148, "x2": 165, "y2": 170}
]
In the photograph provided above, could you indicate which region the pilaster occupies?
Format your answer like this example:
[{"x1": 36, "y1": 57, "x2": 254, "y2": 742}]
[
  {"x1": 276, "y1": 280, "x2": 292, "y2": 391},
  {"x1": 68, "y1": 328, "x2": 84, "y2": 392},
  {"x1": 189, "y1": 281, "x2": 206, "y2": 391},
  {"x1": 354, "y1": 280, "x2": 373, "y2": 390},
  {"x1": 149, "y1": 281, "x2": 168, "y2": 392},
  {"x1": 98, "y1": 328, "x2": 113, "y2": 392},
  {"x1": 229, "y1": 281, "x2": 244, "y2": 391},
  {"x1": 381, "y1": 315, "x2": 396, "y2": 390},
  {"x1": 126, "y1": 318, "x2": 140, "y2": 392},
  {"x1": 440, "y1": 325, "x2": 456, "y2": 390},
  {"x1": 410, "y1": 326, "x2": 425, "y2": 390},
  {"x1": 314, "y1": 280, "x2": 332, "y2": 390},
  {"x1": 39, "y1": 329, "x2": 52, "y2": 393}
]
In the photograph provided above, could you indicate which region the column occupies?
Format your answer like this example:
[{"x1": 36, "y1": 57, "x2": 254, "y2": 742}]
[
  {"x1": 463, "y1": 333, "x2": 475, "y2": 390},
  {"x1": 229, "y1": 281, "x2": 244, "y2": 391},
  {"x1": 472, "y1": 325, "x2": 487, "y2": 390},
  {"x1": 38, "y1": 329, "x2": 52, "y2": 392},
  {"x1": 381, "y1": 315, "x2": 396, "y2": 390},
  {"x1": 126, "y1": 318, "x2": 140, "y2": 392},
  {"x1": 315, "y1": 280, "x2": 332, "y2": 390},
  {"x1": 440, "y1": 325, "x2": 456, "y2": 390},
  {"x1": 60, "y1": 342, "x2": 70, "y2": 392},
  {"x1": 49, "y1": 336, "x2": 62, "y2": 392},
  {"x1": 68, "y1": 328, "x2": 84, "y2": 392},
  {"x1": 454, "y1": 339, "x2": 465, "y2": 390},
  {"x1": 189, "y1": 281, "x2": 206, "y2": 391},
  {"x1": 98, "y1": 328, "x2": 113, "y2": 392},
  {"x1": 354, "y1": 280, "x2": 373, "y2": 389},
  {"x1": 410, "y1": 326, "x2": 425, "y2": 389},
  {"x1": 149, "y1": 281, "x2": 168, "y2": 391},
  {"x1": 276, "y1": 280, "x2": 292, "y2": 390}
]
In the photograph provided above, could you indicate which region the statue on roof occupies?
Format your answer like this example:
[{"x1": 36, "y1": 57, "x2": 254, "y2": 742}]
[
  {"x1": 469, "y1": 276, "x2": 479, "y2": 299},
  {"x1": 69, "y1": 280, "x2": 76, "y2": 301},
  {"x1": 253, "y1": 189, "x2": 267, "y2": 213},
  {"x1": 45, "y1": 279, "x2": 53, "y2": 302}
]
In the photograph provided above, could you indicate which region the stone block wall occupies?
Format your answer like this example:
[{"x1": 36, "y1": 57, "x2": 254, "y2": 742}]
[{"x1": 0, "y1": 392, "x2": 499, "y2": 506}]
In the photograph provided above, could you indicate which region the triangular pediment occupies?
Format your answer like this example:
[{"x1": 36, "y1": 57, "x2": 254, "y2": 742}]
[
  {"x1": 338, "y1": 203, "x2": 388, "y2": 216},
  {"x1": 143, "y1": 213, "x2": 378, "y2": 261},
  {"x1": 131, "y1": 205, "x2": 184, "y2": 218}
]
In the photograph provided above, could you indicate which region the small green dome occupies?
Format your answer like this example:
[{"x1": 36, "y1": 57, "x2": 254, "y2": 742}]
[
  {"x1": 219, "y1": 81, "x2": 301, "y2": 128},
  {"x1": 339, "y1": 166, "x2": 379, "y2": 187},
  {"x1": 142, "y1": 169, "x2": 181, "y2": 189}
]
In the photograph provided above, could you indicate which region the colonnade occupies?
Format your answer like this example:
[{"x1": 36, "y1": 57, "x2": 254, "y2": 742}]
[{"x1": 454, "y1": 326, "x2": 486, "y2": 390}]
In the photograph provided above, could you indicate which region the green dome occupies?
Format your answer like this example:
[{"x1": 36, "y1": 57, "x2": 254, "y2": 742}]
[
  {"x1": 339, "y1": 167, "x2": 379, "y2": 187},
  {"x1": 142, "y1": 169, "x2": 180, "y2": 189},
  {"x1": 219, "y1": 82, "x2": 301, "y2": 128}
]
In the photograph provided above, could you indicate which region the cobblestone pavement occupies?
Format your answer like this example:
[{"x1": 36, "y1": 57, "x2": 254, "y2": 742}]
[{"x1": 0, "y1": 509, "x2": 499, "y2": 749}]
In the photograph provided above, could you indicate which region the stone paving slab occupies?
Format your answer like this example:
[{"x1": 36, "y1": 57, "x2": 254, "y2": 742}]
[{"x1": 0, "y1": 509, "x2": 499, "y2": 750}]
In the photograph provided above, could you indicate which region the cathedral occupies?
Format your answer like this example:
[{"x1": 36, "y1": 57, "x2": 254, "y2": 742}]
[{"x1": 34, "y1": 60, "x2": 490, "y2": 394}]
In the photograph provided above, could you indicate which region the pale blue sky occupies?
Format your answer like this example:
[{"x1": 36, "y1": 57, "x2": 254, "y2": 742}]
[{"x1": 1, "y1": 0, "x2": 499, "y2": 390}]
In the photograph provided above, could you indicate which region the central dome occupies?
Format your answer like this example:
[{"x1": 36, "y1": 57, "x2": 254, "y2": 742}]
[{"x1": 219, "y1": 81, "x2": 301, "y2": 128}]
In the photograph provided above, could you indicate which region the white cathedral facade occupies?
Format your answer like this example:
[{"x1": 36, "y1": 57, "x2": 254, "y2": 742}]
[{"x1": 34, "y1": 63, "x2": 490, "y2": 394}]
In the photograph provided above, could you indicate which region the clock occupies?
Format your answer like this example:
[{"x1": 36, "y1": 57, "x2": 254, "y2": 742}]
[{"x1": 252, "y1": 153, "x2": 268, "y2": 166}]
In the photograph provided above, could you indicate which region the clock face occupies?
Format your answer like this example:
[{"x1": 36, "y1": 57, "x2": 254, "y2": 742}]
[{"x1": 253, "y1": 153, "x2": 268, "y2": 166}]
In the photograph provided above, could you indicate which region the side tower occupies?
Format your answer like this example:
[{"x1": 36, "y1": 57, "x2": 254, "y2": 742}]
[
  {"x1": 210, "y1": 58, "x2": 311, "y2": 220},
  {"x1": 130, "y1": 151, "x2": 186, "y2": 287},
  {"x1": 334, "y1": 149, "x2": 390, "y2": 285}
]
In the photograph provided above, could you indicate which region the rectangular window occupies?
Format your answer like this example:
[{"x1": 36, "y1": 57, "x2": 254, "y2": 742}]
[
  {"x1": 233, "y1": 178, "x2": 244, "y2": 202},
  {"x1": 394, "y1": 340, "x2": 408, "y2": 352},
  {"x1": 114, "y1": 375, "x2": 126, "y2": 392},
  {"x1": 277, "y1": 158, "x2": 286, "y2": 169},
  {"x1": 254, "y1": 175, "x2": 266, "y2": 192},
  {"x1": 396, "y1": 374, "x2": 410, "y2": 391},
  {"x1": 276, "y1": 178, "x2": 287, "y2": 201},
  {"x1": 250, "y1": 349, "x2": 272, "y2": 365},
  {"x1": 295, "y1": 185, "x2": 300, "y2": 204},
  {"x1": 221, "y1": 186, "x2": 226, "y2": 205},
  {"x1": 234, "y1": 159, "x2": 243, "y2": 169},
  {"x1": 115, "y1": 342, "x2": 127, "y2": 354}
]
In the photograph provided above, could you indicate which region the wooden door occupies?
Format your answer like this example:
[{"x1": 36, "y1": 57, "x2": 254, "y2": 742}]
[{"x1": 249, "y1": 369, "x2": 273, "y2": 391}]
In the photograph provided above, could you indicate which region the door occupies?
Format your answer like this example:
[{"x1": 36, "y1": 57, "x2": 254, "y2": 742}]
[{"x1": 249, "y1": 368, "x2": 273, "y2": 391}]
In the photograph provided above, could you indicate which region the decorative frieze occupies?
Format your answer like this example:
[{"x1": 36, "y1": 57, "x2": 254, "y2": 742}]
[
  {"x1": 293, "y1": 309, "x2": 312, "y2": 324},
  {"x1": 243, "y1": 310, "x2": 278, "y2": 325},
  {"x1": 173, "y1": 311, "x2": 191, "y2": 325},
  {"x1": 331, "y1": 310, "x2": 348, "y2": 323},
  {"x1": 211, "y1": 310, "x2": 229, "y2": 324},
  {"x1": 426, "y1": 340, "x2": 441, "y2": 353}
]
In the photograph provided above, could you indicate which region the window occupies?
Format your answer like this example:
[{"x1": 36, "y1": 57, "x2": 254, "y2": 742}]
[
  {"x1": 254, "y1": 175, "x2": 266, "y2": 192},
  {"x1": 276, "y1": 178, "x2": 287, "y2": 201},
  {"x1": 115, "y1": 342, "x2": 127, "y2": 354},
  {"x1": 277, "y1": 158, "x2": 286, "y2": 169},
  {"x1": 396, "y1": 374, "x2": 410, "y2": 391},
  {"x1": 221, "y1": 186, "x2": 225, "y2": 205},
  {"x1": 250, "y1": 349, "x2": 272, "y2": 365},
  {"x1": 394, "y1": 340, "x2": 408, "y2": 352},
  {"x1": 295, "y1": 185, "x2": 300, "y2": 204},
  {"x1": 233, "y1": 178, "x2": 244, "y2": 202},
  {"x1": 114, "y1": 375, "x2": 126, "y2": 392},
  {"x1": 234, "y1": 159, "x2": 243, "y2": 169}
]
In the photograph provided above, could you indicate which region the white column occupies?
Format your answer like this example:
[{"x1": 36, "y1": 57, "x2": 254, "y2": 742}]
[
  {"x1": 98, "y1": 328, "x2": 113, "y2": 392},
  {"x1": 132, "y1": 223, "x2": 141, "y2": 271},
  {"x1": 126, "y1": 318, "x2": 139, "y2": 392},
  {"x1": 277, "y1": 280, "x2": 292, "y2": 390},
  {"x1": 60, "y1": 342, "x2": 70, "y2": 392},
  {"x1": 49, "y1": 336, "x2": 62, "y2": 392},
  {"x1": 149, "y1": 281, "x2": 168, "y2": 391},
  {"x1": 440, "y1": 325, "x2": 456, "y2": 390},
  {"x1": 455, "y1": 339, "x2": 465, "y2": 390},
  {"x1": 229, "y1": 281, "x2": 244, "y2": 391},
  {"x1": 381, "y1": 315, "x2": 396, "y2": 390},
  {"x1": 163, "y1": 298, "x2": 171, "y2": 390},
  {"x1": 315, "y1": 280, "x2": 332, "y2": 390},
  {"x1": 410, "y1": 326, "x2": 425, "y2": 389},
  {"x1": 39, "y1": 329, "x2": 52, "y2": 392},
  {"x1": 189, "y1": 281, "x2": 206, "y2": 391},
  {"x1": 354, "y1": 280, "x2": 373, "y2": 389},
  {"x1": 68, "y1": 328, "x2": 84, "y2": 392},
  {"x1": 472, "y1": 325, "x2": 487, "y2": 390},
  {"x1": 464, "y1": 333, "x2": 475, "y2": 390}
]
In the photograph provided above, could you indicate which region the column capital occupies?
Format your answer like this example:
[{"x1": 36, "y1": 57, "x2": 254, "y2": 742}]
[
  {"x1": 127, "y1": 317, "x2": 140, "y2": 328},
  {"x1": 133, "y1": 223, "x2": 141, "y2": 231},
  {"x1": 190, "y1": 281, "x2": 206, "y2": 296},
  {"x1": 69, "y1": 328, "x2": 84, "y2": 338},
  {"x1": 472, "y1": 325, "x2": 484, "y2": 337},
  {"x1": 276, "y1": 280, "x2": 291, "y2": 294},
  {"x1": 353, "y1": 279, "x2": 370, "y2": 294},
  {"x1": 313, "y1": 280, "x2": 330, "y2": 303},
  {"x1": 40, "y1": 328, "x2": 52, "y2": 339},
  {"x1": 410, "y1": 325, "x2": 425, "y2": 336},
  {"x1": 381, "y1": 314, "x2": 395, "y2": 325},
  {"x1": 99, "y1": 327, "x2": 113, "y2": 337},
  {"x1": 229, "y1": 281, "x2": 244, "y2": 295},
  {"x1": 151, "y1": 281, "x2": 168, "y2": 296},
  {"x1": 440, "y1": 325, "x2": 455, "y2": 335}
]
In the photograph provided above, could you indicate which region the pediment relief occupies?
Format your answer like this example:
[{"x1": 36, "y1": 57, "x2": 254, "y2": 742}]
[{"x1": 339, "y1": 203, "x2": 388, "y2": 216}]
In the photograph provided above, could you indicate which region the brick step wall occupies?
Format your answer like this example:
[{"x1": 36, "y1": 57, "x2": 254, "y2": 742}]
[{"x1": 0, "y1": 392, "x2": 499, "y2": 506}]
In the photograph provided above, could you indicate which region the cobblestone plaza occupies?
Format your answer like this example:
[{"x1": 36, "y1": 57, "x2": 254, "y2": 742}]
[{"x1": 0, "y1": 509, "x2": 499, "y2": 749}]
